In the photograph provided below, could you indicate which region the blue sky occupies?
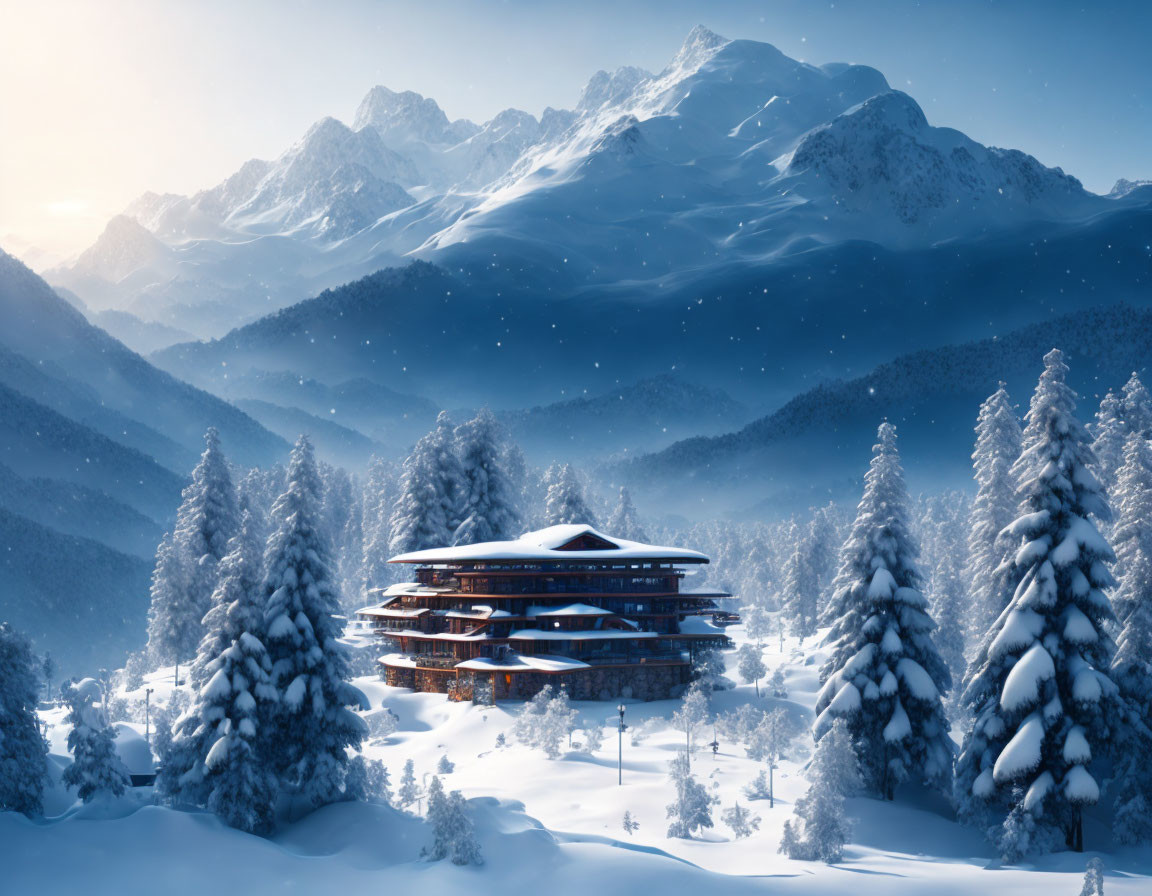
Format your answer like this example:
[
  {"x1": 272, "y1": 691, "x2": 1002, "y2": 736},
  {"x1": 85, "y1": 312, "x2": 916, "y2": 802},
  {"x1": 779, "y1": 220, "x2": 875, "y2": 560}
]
[{"x1": 2, "y1": 0, "x2": 1149, "y2": 255}]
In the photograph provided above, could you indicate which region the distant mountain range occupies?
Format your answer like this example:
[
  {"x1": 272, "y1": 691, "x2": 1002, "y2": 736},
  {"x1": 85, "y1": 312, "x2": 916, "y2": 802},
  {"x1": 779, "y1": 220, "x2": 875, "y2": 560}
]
[
  {"x1": 618, "y1": 303, "x2": 1152, "y2": 515},
  {"x1": 43, "y1": 26, "x2": 1149, "y2": 340}
]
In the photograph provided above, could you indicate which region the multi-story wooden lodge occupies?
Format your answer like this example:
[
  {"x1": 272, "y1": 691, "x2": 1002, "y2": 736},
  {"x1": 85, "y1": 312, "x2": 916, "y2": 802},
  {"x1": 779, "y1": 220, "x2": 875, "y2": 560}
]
[{"x1": 357, "y1": 525, "x2": 731, "y2": 702}]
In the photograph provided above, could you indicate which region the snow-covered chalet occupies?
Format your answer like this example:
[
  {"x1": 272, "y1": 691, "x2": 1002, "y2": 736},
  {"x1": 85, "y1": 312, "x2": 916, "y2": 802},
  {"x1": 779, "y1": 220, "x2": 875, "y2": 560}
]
[{"x1": 356, "y1": 525, "x2": 730, "y2": 702}]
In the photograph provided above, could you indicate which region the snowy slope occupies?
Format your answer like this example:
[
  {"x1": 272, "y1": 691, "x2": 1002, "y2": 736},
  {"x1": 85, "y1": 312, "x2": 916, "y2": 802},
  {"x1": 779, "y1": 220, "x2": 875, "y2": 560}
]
[{"x1": 15, "y1": 621, "x2": 1152, "y2": 893}]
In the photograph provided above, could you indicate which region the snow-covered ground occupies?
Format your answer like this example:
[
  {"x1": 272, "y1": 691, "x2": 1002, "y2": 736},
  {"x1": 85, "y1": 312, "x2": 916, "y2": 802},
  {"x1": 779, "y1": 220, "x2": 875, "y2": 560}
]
[{"x1": 7, "y1": 622, "x2": 1151, "y2": 894}]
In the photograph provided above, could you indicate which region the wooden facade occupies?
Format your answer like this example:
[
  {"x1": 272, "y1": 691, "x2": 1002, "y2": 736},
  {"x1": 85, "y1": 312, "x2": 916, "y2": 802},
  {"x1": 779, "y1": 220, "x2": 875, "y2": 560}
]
[{"x1": 357, "y1": 525, "x2": 731, "y2": 702}]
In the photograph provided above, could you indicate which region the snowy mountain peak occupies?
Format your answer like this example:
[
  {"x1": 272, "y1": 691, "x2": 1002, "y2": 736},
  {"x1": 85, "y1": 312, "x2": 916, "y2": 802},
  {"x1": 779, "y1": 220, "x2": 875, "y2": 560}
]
[
  {"x1": 673, "y1": 24, "x2": 730, "y2": 69},
  {"x1": 71, "y1": 215, "x2": 169, "y2": 283},
  {"x1": 353, "y1": 85, "x2": 478, "y2": 146},
  {"x1": 577, "y1": 66, "x2": 653, "y2": 113}
]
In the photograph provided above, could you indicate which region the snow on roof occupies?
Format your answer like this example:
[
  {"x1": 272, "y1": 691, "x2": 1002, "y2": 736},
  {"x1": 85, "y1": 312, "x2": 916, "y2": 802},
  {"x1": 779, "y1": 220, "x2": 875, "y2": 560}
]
[
  {"x1": 677, "y1": 616, "x2": 727, "y2": 636},
  {"x1": 389, "y1": 525, "x2": 709, "y2": 565},
  {"x1": 356, "y1": 606, "x2": 430, "y2": 619},
  {"x1": 530, "y1": 603, "x2": 614, "y2": 617},
  {"x1": 455, "y1": 655, "x2": 590, "y2": 673}
]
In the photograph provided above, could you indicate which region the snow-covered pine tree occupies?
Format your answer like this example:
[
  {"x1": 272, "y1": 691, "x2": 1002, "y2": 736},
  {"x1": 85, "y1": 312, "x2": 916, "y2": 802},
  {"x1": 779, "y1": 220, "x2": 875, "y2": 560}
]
[
  {"x1": 816, "y1": 423, "x2": 953, "y2": 799},
  {"x1": 1120, "y1": 372, "x2": 1152, "y2": 438},
  {"x1": 0, "y1": 623, "x2": 48, "y2": 814},
  {"x1": 768, "y1": 666, "x2": 788, "y2": 698},
  {"x1": 159, "y1": 509, "x2": 279, "y2": 832},
  {"x1": 397, "y1": 758, "x2": 421, "y2": 812},
  {"x1": 917, "y1": 494, "x2": 969, "y2": 690},
  {"x1": 742, "y1": 605, "x2": 770, "y2": 646},
  {"x1": 543, "y1": 463, "x2": 598, "y2": 527},
  {"x1": 779, "y1": 717, "x2": 860, "y2": 863},
  {"x1": 780, "y1": 520, "x2": 820, "y2": 641},
  {"x1": 607, "y1": 487, "x2": 648, "y2": 541},
  {"x1": 359, "y1": 456, "x2": 397, "y2": 591},
  {"x1": 1091, "y1": 390, "x2": 1125, "y2": 510},
  {"x1": 388, "y1": 412, "x2": 464, "y2": 555},
  {"x1": 423, "y1": 776, "x2": 483, "y2": 865},
  {"x1": 538, "y1": 688, "x2": 579, "y2": 759},
  {"x1": 452, "y1": 409, "x2": 522, "y2": 545},
  {"x1": 146, "y1": 428, "x2": 240, "y2": 668},
  {"x1": 61, "y1": 678, "x2": 130, "y2": 803},
  {"x1": 722, "y1": 801, "x2": 761, "y2": 839},
  {"x1": 1111, "y1": 430, "x2": 1152, "y2": 625},
  {"x1": 260, "y1": 435, "x2": 368, "y2": 807},
  {"x1": 622, "y1": 810, "x2": 639, "y2": 835},
  {"x1": 746, "y1": 707, "x2": 792, "y2": 808},
  {"x1": 737, "y1": 643, "x2": 767, "y2": 697},
  {"x1": 665, "y1": 750, "x2": 717, "y2": 838},
  {"x1": 1109, "y1": 431, "x2": 1152, "y2": 845},
  {"x1": 963, "y1": 384, "x2": 1023, "y2": 648},
  {"x1": 808, "y1": 503, "x2": 842, "y2": 599},
  {"x1": 955, "y1": 349, "x2": 1121, "y2": 855},
  {"x1": 671, "y1": 681, "x2": 711, "y2": 768}
]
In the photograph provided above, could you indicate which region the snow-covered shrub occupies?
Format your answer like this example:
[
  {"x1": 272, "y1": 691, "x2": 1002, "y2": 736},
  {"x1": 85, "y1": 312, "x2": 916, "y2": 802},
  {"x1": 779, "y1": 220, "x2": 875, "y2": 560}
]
[
  {"x1": 583, "y1": 722, "x2": 605, "y2": 754},
  {"x1": 61, "y1": 678, "x2": 130, "y2": 803},
  {"x1": 437, "y1": 754, "x2": 455, "y2": 774},
  {"x1": 722, "y1": 801, "x2": 761, "y2": 839},
  {"x1": 365, "y1": 707, "x2": 399, "y2": 744},
  {"x1": 1080, "y1": 856, "x2": 1104, "y2": 896},
  {"x1": 768, "y1": 666, "x2": 788, "y2": 699},
  {"x1": 671, "y1": 681, "x2": 711, "y2": 763},
  {"x1": 622, "y1": 810, "x2": 639, "y2": 835}
]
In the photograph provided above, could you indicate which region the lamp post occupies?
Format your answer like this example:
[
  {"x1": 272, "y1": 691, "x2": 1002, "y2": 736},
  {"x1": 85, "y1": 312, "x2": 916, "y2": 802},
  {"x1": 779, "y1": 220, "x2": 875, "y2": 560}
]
[
  {"x1": 617, "y1": 704, "x2": 627, "y2": 785},
  {"x1": 144, "y1": 687, "x2": 154, "y2": 745}
]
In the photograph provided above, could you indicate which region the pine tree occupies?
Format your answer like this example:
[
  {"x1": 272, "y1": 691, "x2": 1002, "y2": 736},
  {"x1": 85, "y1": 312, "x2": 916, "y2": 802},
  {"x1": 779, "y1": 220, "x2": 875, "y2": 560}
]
[
  {"x1": 1091, "y1": 390, "x2": 1125, "y2": 508},
  {"x1": 61, "y1": 679, "x2": 130, "y2": 802},
  {"x1": 747, "y1": 708, "x2": 792, "y2": 808},
  {"x1": 388, "y1": 413, "x2": 464, "y2": 554},
  {"x1": 955, "y1": 349, "x2": 1120, "y2": 854},
  {"x1": 780, "y1": 520, "x2": 820, "y2": 640},
  {"x1": 963, "y1": 384, "x2": 1022, "y2": 650},
  {"x1": 607, "y1": 487, "x2": 647, "y2": 541},
  {"x1": 816, "y1": 423, "x2": 953, "y2": 799},
  {"x1": 622, "y1": 810, "x2": 639, "y2": 835},
  {"x1": 0, "y1": 623, "x2": 48, "y2": 814},
  {"x1": 918, "y1": 494, "x2": 969, "y2": 689},
  {"x1": 452, "y1": 409, "x2": 522, "y2": 545},
  {"x1": 159, "y1": 509, "x2": 279, "y2": 832},
  {"x1": 737, "y1": 644, "x2": 767, "y2": 697},
  {"x1": 665, "y1": 750, "x2": 717, "y2": 838},
  {"x1": 423, "y1": 776, "x2": 483, "y2": 865},
  {"x1": 360, "y1": 456, "x2": 397, "y2": 591},
  {"x1": 1121, "y1": 372, "x2": 1152, "y2": 438},
  {"x1": 260, "y1": 436, "x2": 368, "y2": 807},
  {"x1": 779, "y1": 718, "x2": 860, "y2": 863},
  {"x1": 397, "y1": 758, "x2": 421, "y2": 812},
  {"x1": 1109, "y1": 431, "x2": 1152, "y2": 845},
  {"x1": 146, "y1": 428, "x2": 240, "y2": 667},
  {"x1": 543, "y1": 464, "x2": 598, "y2": 527}
]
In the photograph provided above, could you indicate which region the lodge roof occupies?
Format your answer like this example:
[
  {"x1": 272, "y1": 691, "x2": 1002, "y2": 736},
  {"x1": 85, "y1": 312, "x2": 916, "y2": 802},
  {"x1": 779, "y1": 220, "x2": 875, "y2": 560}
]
[{"x1": 388, "y1": 525, "x2": 709, "y2": 565}]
